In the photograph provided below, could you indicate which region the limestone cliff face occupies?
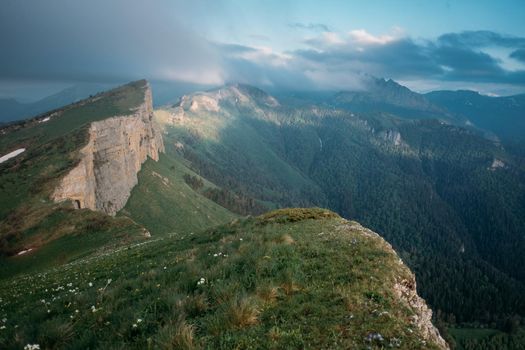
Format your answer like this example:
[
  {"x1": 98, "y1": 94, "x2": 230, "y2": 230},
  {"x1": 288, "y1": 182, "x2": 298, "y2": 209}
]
[{"x1": 52, "y1": 84, "x2": 164, "y2": 215}]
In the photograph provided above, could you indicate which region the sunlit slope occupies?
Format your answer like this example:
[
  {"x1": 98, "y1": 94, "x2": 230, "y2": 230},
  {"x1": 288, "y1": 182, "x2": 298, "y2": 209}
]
[{"x1": 121, "y1": 152, "x2": 236, "y2": 235}]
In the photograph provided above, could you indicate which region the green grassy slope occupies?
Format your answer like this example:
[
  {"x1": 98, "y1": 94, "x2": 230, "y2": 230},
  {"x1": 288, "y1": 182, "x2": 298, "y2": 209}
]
[
  {"x1": 0, "y1": 208, "x2": 445, "y2": 349},
  {"x1": 156, "y1": 92, "x2": 327, "y2": 209},
  {"x1": 120, "y1": 153, "x2": 236, "y2": 235}
]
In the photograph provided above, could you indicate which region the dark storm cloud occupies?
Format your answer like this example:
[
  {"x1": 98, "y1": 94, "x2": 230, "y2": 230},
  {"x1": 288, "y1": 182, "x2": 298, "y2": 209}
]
[
  {"x1": 293, "y1": 30, "x2": 525, "y2": 87},
  {"x1": 0, "y1": 0, "x2": 222, "y2": 84},
  {"x1": 510, "y1": 49, "x2": 525, "y2": 63},
  {"x1": 1, "y1": 0, "x2": 525, "y2": 94},
  {"x1": 438, "y1": 30, "x2": 525, "y2": 48}
]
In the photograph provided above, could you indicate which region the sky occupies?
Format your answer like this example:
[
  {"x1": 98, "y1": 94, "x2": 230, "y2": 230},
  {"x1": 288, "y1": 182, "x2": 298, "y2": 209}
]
[{"x1": 1, "y1": 0, "x2": 525, "y2": 101}]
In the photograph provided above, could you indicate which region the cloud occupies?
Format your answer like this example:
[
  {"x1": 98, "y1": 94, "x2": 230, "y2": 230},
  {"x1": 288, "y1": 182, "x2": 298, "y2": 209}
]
[
  {"x1": 292, "y1": 29, "x2": 525, "y2": 90},
  {"x1": 1, "y1": 0, "x2": 525, "y2": 96},
  {"x1": 348, "y1": 29, "x2": 397, "y2": 45},
  {"x1": 0, "y1": 0, "x2": 224, "y2": 84},
  {"x1": 438, "y1": 30, "x2": 525, "y2": 48},
  {"x1": 289, "y1": 22, "x2": 331, "y2": 32},
  {"x1": 249, "y1": 34, "x2": 271, "y2": 42},
  {"x1": 510, "y1": 49, "x2": 525, "y2": 63}
]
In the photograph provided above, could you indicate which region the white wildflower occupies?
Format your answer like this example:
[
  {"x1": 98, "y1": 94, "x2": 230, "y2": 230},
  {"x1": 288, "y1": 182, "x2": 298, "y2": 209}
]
[
  {"x1": 24, "y1": 344, "x2": 40, "y2": 350},
  {"x1": 88, "y1": 282, "x2": 93, "y2": 287},
  {"x1": 197, "y1": 277, "x2": 206, "y2": 286},
  {"x1": 132, "y1": 323, "x2": 138, "y2": 328}
]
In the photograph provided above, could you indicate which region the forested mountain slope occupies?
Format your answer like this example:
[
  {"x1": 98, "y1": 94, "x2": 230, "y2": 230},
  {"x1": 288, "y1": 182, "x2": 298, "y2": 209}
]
[{"x1": 157, "y1": 83, "x2": 525, "y2": 328}]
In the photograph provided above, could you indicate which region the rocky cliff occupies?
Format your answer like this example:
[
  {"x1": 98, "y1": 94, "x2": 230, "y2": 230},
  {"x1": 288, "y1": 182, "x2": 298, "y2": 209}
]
[
  {"x1": 52, "y1": 83, "x2": 164, "y2": 215},
  {"x1": 338, "y1": 220, "x2": 449, "y2": 349}
]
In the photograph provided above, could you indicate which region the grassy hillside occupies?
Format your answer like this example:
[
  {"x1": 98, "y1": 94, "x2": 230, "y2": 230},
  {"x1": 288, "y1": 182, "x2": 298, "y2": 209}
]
[
  {"x1": 121, "y1": 153, "x2": 236, "y2": 235},
  {"x1": 0, "y1": 208, "x2": 445, "y2": 349},
  {"x1": 0, "y1": 81, "x2": 150, "y2": 276}
]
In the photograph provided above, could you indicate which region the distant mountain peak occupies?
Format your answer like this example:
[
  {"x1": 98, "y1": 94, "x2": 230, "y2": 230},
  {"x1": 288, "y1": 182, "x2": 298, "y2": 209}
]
[
  {"x1": 332, "y1": 77, "x2": 444, "y2": 115},
  {"x1": 176, "y1": 83, "x2": 279, "y2": 113}
]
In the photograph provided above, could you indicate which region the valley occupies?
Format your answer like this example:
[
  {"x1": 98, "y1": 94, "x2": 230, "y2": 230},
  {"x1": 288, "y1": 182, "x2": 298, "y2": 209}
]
[{"x1": 0, "y1": 79, "x2": 524, "y2": 349}]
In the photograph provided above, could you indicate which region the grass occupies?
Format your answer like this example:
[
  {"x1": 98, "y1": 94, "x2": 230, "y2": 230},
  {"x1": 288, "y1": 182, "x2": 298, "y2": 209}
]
[
  {"x1": 120, "y1": 152, "x2": 236, "y2": 235},
  {"x1": 0, "y1": 205, "x2": 145, "y2": 278},
  {"x1": 448, "y1": 326, "x2": 525, "y2": 350},
  {"x1": 0, "y1": 208, "x2": 443, "y2": 349},
  {"x1": 449, "y1": 327, "x2": 502, "y2": 342},
  {"x1": 155, "y1": 100, "x2": 326, "y2": 209}
]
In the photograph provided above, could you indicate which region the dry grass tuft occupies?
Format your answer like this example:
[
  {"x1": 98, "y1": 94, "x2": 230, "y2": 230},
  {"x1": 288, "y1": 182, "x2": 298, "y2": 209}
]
[
  {"x1": 157, "y1": 319, "x2": 197, "y2": 350},
  {"x1": 257, "y1": 285, "x2": 279, "y2": 304},
  {"x1": 227, "y1": 296, "x2": 260, "y2": 328}
]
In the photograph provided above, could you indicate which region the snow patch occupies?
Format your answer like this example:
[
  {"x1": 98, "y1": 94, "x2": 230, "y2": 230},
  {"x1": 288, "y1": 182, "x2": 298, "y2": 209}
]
[
  {"x1": 0, "y1": 148, "x2": 26, "y2": 164},
  {"x1": 17, "y1": 248, "x2": 33, "y2": 256}
]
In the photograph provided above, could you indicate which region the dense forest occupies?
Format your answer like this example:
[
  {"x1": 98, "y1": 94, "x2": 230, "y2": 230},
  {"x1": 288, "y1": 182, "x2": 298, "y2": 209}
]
[{"x1": 160, "y1": 84, "x2": 525, "y2": 343}]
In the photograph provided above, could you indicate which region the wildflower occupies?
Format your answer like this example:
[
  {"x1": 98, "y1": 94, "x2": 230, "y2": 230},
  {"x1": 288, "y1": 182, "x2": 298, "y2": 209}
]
[
  {"x1": 239, "y1": 238, "x2": 243, "y2": 241},
  {"x1": 132, "y1": 323, "x2": 138, "y2": 328},
  {"x1": 75, "y1": 309, "x2": 79, "y2": 313},
  {"x1": 163, "y1": 266, "x2": 167, "y2": 270},
  {"x1": 23, "y1": 344, "x2": 40, "y2": 350},
  {"x1": 88, "y1": 282, "x2": 93, "y2": 287},
  {"x1": 137, "y1": 318, "x2": 143, "y2": 323},
  {"x1": 197, "y1": 277, "x2": 206, "y2": 285},
  {"x1": 91, "y1": 305, "x2": 97, "y2": 313},
  {"x1": 0, "y1": 325, "x2": 5, "y2": 330}
]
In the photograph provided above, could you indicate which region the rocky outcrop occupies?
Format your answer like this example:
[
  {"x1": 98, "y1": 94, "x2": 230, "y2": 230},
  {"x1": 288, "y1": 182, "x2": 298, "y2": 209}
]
[
  {"x1": 52, "y1": 84, "x2": 164, "y2": 215},
  {"x1": 394, "y1": 276, "x2": 449, "y2": 349},
  {"x1": 342, "y1": 221, "x2": 449, "y2": 349}
]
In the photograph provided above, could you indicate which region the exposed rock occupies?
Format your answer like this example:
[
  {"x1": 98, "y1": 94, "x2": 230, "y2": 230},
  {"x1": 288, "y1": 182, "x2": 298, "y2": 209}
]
[
  {"x1": 52, "y1": 83, "x2": 164, "y2": 215},
  {"x1": 342, "y1": 221, "x2": 449, "y2": 349},
  {"x1": 489, "y1": 158, "x2": 505, "y2": 171},
  {"x1": 394, "y1": 275, "x2": 449, "y2": 349},
  {"x1": 380, "y1": 129, "x2": 402, "y2": 146}
]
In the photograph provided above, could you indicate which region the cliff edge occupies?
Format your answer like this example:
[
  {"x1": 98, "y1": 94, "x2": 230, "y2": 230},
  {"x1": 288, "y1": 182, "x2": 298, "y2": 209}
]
[{"x1": 52, "y1": 82, "x2": 164, "y2": 215}]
